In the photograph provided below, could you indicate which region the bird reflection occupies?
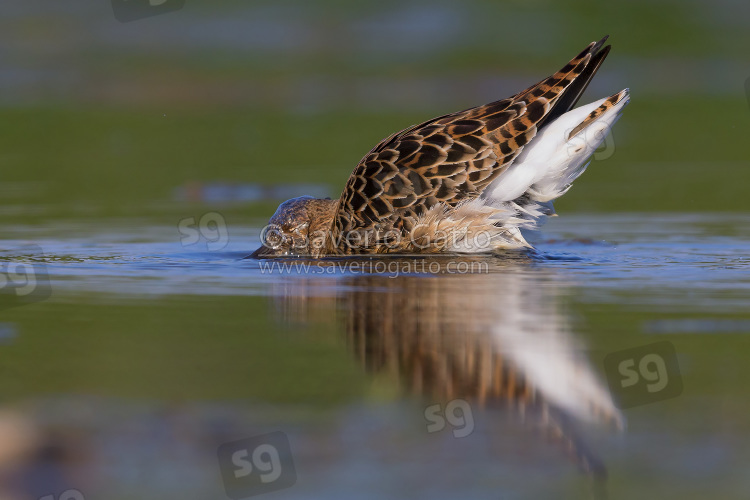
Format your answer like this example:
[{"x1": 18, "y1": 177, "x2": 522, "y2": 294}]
[{"x1": 269, "y1": 255, "x2": 623, "y2": 478}]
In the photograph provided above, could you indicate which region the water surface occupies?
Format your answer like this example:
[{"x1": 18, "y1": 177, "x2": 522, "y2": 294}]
[{"x1": 0, "y1": 213, "x2": 748, "y2": 499}]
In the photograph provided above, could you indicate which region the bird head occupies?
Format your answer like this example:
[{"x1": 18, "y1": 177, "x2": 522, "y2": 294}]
[{"x1": 250, "y1": 196, "x2": 338, "y2": 258}]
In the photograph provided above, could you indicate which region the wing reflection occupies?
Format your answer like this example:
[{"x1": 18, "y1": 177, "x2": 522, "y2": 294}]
[{"x1": 271, "y1": 256, "x2": 623, "y2": 477}]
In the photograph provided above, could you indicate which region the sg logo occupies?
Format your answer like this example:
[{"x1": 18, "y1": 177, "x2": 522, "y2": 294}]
[
  {"x1": 566, "y1": 126, "x2": 617, "y2": 161},
  {"x1": 178, "y1": 212, "x2": 229, "y2": 251},
  {"x1": 40, "y1": 490, "x2": 85, "y2": 500},
  {"x1": 217, "y1": 432, "x2": 296, "y2": 499},
  {"x1": 424, "y1": 399, "x2": 474, "y2": 438},
  {"x1": 0, "y1": 263, "x2": 39, "y2": 296},
  {"x1": 0, "y1": 245, "x2": 51, "y2": 311},
  {"x1": 111, "y1": 0, "x2": 186, "y2": 23},
  {"x1": 604, "y1": 341, "x2": 683, "y2": 409}
]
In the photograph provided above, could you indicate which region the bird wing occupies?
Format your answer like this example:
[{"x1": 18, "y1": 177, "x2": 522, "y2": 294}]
[{"x1": 328, "y1": 37, "x2": 611, "y2": 253}]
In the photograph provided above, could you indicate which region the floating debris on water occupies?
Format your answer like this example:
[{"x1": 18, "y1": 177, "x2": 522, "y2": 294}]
[{"x1": 173, "y1": 182, "x2": 331, "y2": 204}]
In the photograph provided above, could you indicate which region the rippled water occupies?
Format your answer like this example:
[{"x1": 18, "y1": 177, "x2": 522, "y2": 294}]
[{"x1": 0, "y1": 213, "x2": 749, "y2": 499}]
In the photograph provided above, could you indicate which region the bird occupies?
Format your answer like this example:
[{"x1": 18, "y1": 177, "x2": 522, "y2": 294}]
[
  {"x1": 251, "y1": 36, "x2": 628, "y2": 258},
  {"x1": 268, "y1": 267, "x2": 623, "y2": 477}
]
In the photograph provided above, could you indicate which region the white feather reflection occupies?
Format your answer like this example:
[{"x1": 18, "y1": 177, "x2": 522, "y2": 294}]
[{"x1": 269, "y1": 256, "x2": 623, "y2": 476}]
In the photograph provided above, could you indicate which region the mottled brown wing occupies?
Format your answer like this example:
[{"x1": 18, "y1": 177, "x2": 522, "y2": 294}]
[{"x1": 329, "y1": 37, "x2": 611, "y2": 253}]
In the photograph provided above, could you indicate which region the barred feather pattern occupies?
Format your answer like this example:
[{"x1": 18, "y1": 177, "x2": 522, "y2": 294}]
[{"x1": 325, "y1": 38, "x2": 611, "y2": 255}]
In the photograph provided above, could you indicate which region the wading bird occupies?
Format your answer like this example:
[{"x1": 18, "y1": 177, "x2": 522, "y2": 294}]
[{"x1": 252, "y1": 36, "x2": 628, "y2": 258}]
